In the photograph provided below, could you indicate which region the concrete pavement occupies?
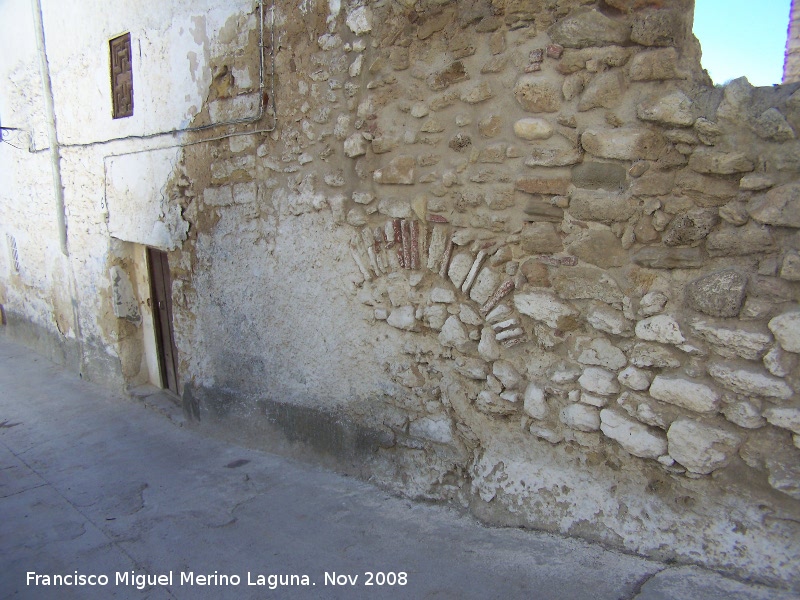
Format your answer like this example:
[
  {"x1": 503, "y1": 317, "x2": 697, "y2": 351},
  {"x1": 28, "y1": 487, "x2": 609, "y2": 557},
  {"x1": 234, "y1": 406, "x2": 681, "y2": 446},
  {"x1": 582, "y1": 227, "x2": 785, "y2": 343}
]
[{"x1": 0, "y1": 336, "x2": 797, "y2": 600}]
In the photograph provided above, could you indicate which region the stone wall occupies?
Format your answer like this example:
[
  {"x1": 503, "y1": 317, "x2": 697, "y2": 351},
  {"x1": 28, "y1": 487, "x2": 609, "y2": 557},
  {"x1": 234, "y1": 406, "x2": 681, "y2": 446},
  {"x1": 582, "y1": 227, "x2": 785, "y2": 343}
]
[
  {"x1": 168, "y1": 0, "x2": 800, "y2": 588},
  {"x1": 3, "y1": 0, "x2": 800, "y2": 590}
]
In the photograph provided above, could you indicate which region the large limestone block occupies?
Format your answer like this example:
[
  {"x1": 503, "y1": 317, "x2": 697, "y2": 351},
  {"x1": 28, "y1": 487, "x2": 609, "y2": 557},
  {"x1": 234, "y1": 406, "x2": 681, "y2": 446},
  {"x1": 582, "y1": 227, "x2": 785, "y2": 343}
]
[
  {"x1": 600, "y1": 409, "x2": 667, "y2": 458},
  {"x1": 769, "y1": 311, "x2": 800, "y2": 353},
  {"x1": 569, "y1": 190, "x2": 636, "y2": 222},
  {"x1": 630, "y1": 10, "x2": 680, "y2": 47},
  {"x1": 649, "y1": 375, "x2": 720, "y2": 413},
  {"x1": 523, "y1": 382, "x2": 548, "y2": 420},
  {"x1": 635, "y1": 315, "x2": 685, "y2": 345},
  {"x1": 667, "y1": 419, "x2": 742, "y2": 474},
  {"x1": 514, "y1": 291, "x2": 576, "y2": 329},
  {"x1": 587, "y1": 303, "x2": 633, "y2": 337},
  {"x1": 618, "y1": 366, "x2": 652, "y2": 391},
  {"x1": 551, "y1": 265, "x2": 624, "y2": 304},
  {"x1": 708, "y1": 363, "x2": 793, "y2": 400},
  {"x1": 662, "y1": 209, "x2": 718, "y2": 247},
  {"x1": 690, "y1": 320, "x2": 772, "y2": 360},
  {"x1": 629, "y1": 342, "x2": 681, "y2": 368},
  {"x1": 581, "y1": 128, "x2": 666, "y2": 161},
  {"x1": 637, "y1": 90, "x2": 696, "y2": 127},
  {"x1": 387, "y1": 306, "x2": 418, "y2": 331},
  {"x1": 763, "y1": 407, "x2": 800, "y2": 435},
  {"x1": 567, "y1": 229, "x2": 627, "y2": 269},
  {"x1": 575, "y1": 337, "x2": 627, "y2": 370},
  {"x1": 685, "y1": 269, "x2": 747, "y2": 318},
  {"x1": 632, "y1": 247, "x2": 705, "y2": 269},
  {"x1": 560, "y1": 403, "x2": 601, "y2": 432},
  {"x1": 514, "y1": 118, "x2": 554, "y2": 140},
  {"x1": 454, "y1": 356, "x2": 488, "y2": 380},
  {"x1": 513, "y1": 75, "x2": 561, "y2": 113},
  {"x1": 374, "y1": 156, "x2": 415, "y2": 185},
  {"x1": 439, "y1": 316, "x2": 470, "y2": 351},
  {"x1": 578, "y1": 70, "x2": 625, "y2": 111},
  {"x1": 689, "y1": 149, "x2": 754, "y2": 175},
  {"x1": 547, "y1": 8, "x2": 630, "y2": 48},
  {"x1": 706, "y1": 222, "x2": 775, "y2": 256},
  {"x1": 578, "y1": 367, "x2": 620, "y2": 396},
  {"x1": 628, "y1": 47, "x2": 679, "y2": 81},
  {"x1": 747, "y1": 183, "x2": 800, "y2": 228}
]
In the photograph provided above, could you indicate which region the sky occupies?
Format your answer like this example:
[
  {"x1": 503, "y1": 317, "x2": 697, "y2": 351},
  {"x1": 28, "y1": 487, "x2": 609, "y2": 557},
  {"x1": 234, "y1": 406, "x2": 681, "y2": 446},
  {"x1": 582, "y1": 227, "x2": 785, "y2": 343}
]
[{"x1": 693, "y1": 0, "x2": 793, "y2": 86}]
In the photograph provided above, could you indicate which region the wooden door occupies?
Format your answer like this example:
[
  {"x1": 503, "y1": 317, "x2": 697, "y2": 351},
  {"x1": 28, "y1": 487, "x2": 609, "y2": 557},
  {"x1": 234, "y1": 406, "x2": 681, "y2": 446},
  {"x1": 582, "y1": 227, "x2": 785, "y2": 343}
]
[{"x1": 147, "y1": 247, "x2": 179, "y2": 394}]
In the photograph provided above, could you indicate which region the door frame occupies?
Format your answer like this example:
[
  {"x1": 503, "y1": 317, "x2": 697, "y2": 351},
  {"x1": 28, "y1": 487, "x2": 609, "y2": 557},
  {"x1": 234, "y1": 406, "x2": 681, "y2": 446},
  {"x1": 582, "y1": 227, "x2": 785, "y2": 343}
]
[{"x1": 146, "y1": 247, "x2": 179, "y2": 395}]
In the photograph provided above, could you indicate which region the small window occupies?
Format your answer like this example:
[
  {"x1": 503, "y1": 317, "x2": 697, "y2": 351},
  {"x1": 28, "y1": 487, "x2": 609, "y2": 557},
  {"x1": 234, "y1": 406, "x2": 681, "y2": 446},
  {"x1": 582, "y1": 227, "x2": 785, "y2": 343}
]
[{"x1": 110, "y1": 33, "x2": 133, "y2": 118}]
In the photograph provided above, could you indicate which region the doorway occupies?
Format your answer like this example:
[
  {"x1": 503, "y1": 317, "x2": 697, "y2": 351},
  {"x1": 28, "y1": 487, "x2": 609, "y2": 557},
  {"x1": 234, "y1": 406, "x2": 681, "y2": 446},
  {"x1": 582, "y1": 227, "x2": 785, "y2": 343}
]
[{"x1": 147, "y1": 247, "x2": 179, "y2": 395}]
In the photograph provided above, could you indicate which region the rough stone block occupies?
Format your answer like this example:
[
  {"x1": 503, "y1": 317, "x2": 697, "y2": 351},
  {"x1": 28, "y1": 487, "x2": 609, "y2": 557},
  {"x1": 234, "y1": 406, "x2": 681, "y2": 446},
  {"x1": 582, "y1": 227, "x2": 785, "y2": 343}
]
[
  {"x1": 662, "y1": 209, "x2": 718, "y2": 246},
  {"x1": 581, "y1": 128, "x2": 666, "y2": 161},
  {"x1": 690, "y1": 320, "x2": 772, "y2": 360},
  {"x1": 763, "y1": 407, "x2": 800, "y2": 435},
  {"x1": 567, "y1": 228, "x2": 627, "y2": 268},
  {"x1": 628, "y1": 47, "x2": 679, "y2": 81},
  {"x1": 515, "y1": 178, "x2": 571, "y2": 197},
  {"x1": 575, "y1": 337, "x2": 627, "y2": 370},
  {"x1": 632, "y1": 247, "x2": 704, "y2": 269},
  {"x1": 374, "y1": 156, "x2": 416, "y2": 185},
  {"x1": 753, "y1": 108, "x2": 796, "y2": 142},
  {"x1": 635, "y1": 315, "x2": 685, "y2": 345},
  {"x1": 706, "y1": 223, "x2": 775, "y2": 257},
  {"x1": 514, "y1": 291, "x2": 577, "y2": 329},
  {"x1": 630, "y1": 10, "x2": 680, "y2": 47},
  {"x1": 667, "y1": 418, "x2": 742, "y2": 475},
  {"x1": 578, "y1": 367, "x2": 620, "y2": 396},
  {"x1": 547, "y1": 8, "x2": 630, "y2": 48},
  {"x1": 551, "y1": 265, "x2": 624, "y2": 305},
  {"x1": 649, "y1": 375, "x2": 719, "y2": 413},
  {"x1": 618, "y1": 366, "x2": 652, "y2": 391},
  {"x1": 747, "y1": 183, "x2": 800, "y2": 228},
  {"x1": 768, "y1": 311, "x2": 800, "y2": 353},
  {"x1": 109, "y1": 267, "x2": 141, "y2": 323},
  {"x1": 519, "y1": 222, "x2": 563, "y2": 254},
  {"x1": 587, "y1": 303, "x2": 633, "y2": 336},
  {"x1": 513, "y1": 76, "x2": 561, "y2": 113},
  {"x1": 708, "y1": 363, "x2": 793, "y2": 400},
  {"x1": 387, "y1": 306, "x2": 418, "y2": 331},
  {"x1": 525, "y1": 147, "x2": 583, "y2": 167},
  {"x1": 427, "y1": 61, "x2": 469, "y2": 91},
  {"x1": 569, "y1": 189, "x2": 635, "y2": 222},
  {"x1": 454, "y1": 356, "x2": 488, "y2": 380},
  {"x1": 561, "y1": 403, "x2": 601, "y2": 432},
  {"x1": 578, "y1": 70, "x2": 625, "y2": 111},
  {"x1": 513, "y1": 118, "x2": 553, "y2": 140},
  {"x1": 637, "y1": 90, "x2": 697, "y2": 127},
  {"x1": 689, "y1": 150, "x2": 754, "y2": 175},
  {"x1": 685, "y1": 269, "x2": 747, "y2": 317},
  {"x1": 629, "y1": 342, "x2": 681, "y2": 369},
  {"x1": 571, "y1": 162, "x2": 627, "y2": 191},
  {"x1": 600, "y1": 409, "x2": 667, "y2": 458}
]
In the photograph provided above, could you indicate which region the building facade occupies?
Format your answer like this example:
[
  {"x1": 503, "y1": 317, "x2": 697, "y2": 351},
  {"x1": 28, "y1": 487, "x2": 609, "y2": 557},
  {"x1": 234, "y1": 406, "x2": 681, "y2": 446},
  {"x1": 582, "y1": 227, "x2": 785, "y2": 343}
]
[{"x1": 2, "y1": 0, "x2": 800, "y2": 589}]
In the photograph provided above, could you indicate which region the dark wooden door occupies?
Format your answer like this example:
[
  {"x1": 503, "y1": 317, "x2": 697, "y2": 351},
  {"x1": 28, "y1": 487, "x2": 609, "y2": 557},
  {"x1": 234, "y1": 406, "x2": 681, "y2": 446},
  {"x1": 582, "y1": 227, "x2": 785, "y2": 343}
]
[{"x1": 147, "y1": 247, "x2": 179, "y2": 395}]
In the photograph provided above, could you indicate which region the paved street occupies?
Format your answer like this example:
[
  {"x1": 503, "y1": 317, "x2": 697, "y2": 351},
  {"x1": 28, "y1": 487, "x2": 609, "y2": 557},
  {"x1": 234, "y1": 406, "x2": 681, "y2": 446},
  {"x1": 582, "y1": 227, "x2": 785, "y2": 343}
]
[{"x1": 0, "y1": 336, "x2": 797, "y2": 600}]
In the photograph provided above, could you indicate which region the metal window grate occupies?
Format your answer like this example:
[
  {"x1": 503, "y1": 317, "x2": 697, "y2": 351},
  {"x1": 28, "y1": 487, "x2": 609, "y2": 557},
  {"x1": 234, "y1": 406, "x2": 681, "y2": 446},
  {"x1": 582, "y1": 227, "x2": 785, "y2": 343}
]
[
  {"x1": 110, "y1": 33, "x2": 133, "y2": 119},
  {"x1": 7, "y1": 235, "x2": 20, "y2": 273}
]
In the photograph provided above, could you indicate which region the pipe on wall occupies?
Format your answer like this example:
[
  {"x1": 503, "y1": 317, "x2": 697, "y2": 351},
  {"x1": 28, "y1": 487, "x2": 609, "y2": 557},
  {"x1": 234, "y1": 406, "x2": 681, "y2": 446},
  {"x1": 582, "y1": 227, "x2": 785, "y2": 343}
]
[{"x1": 30, "y1": 0, "x2": 68, "y2": 256}]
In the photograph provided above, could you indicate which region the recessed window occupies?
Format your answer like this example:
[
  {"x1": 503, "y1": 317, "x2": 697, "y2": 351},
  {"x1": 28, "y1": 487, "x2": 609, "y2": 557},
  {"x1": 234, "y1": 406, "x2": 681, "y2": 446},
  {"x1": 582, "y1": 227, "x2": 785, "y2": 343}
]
[{"x1": 110, "y1": 33, "x2": 133, "y2": 119}]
